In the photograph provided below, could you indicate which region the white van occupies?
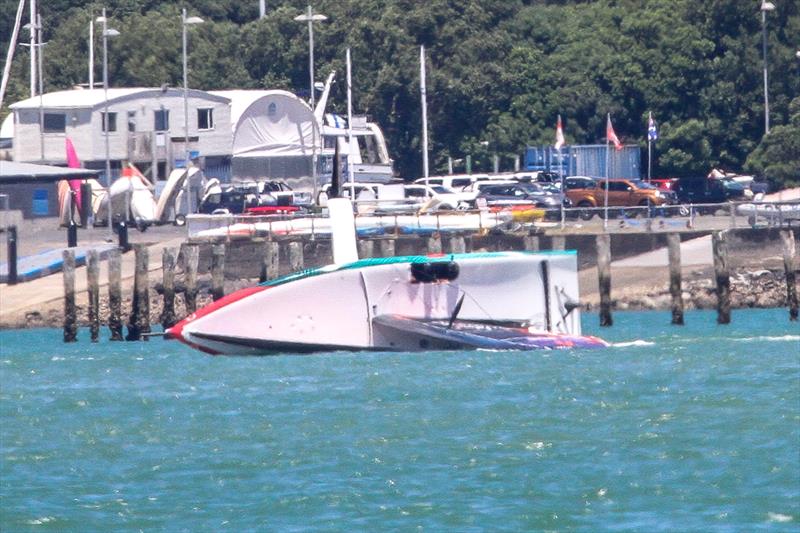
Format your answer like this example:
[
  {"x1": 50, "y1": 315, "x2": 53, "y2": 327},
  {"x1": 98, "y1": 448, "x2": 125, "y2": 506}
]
[{"x1": 414, "y1": 174, "x2": 489, "y2": 191}]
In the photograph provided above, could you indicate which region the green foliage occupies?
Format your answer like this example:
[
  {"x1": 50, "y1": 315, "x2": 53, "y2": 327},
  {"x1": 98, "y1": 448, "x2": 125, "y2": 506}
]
[
  {"x1": 1, "y1": 0, "x2": 799, "y2": 187},
  {"x1": 745, "y1": 97, "x2": 800, "y2": 188}
]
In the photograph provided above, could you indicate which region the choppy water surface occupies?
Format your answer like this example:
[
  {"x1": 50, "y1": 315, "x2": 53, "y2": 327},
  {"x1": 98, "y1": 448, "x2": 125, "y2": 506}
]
[{"x1": 1, "y1": 309, "x2": 798, "y2": 531}]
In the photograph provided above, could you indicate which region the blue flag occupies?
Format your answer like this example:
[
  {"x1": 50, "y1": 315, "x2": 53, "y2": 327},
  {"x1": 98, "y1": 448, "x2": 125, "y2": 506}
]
[{"x1": 647, "y1": 112, "x2": 658, "y2": 142}]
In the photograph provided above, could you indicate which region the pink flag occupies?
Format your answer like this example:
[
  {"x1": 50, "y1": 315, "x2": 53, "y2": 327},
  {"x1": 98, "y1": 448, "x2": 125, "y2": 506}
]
[
  {"x1": 65, "y1": 138, "x2": 83, "y2": 212},
  {"x1": 554, "y1": 115, "x2": 565, "y2": 150},
  {"x1": 606, "y1": 115, "x2": 622, "y2": 151}
]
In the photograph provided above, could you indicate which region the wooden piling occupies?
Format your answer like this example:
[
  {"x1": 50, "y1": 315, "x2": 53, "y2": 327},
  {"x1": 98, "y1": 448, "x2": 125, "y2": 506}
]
[
  {"x1": 712, "y1": 231, "x2": 731, "y2": 325},
  {"x1": 260, "y1": 240, "x2": 280, "y2": 282},
  {"x1": 780, "y1": 229, "x2": 798, "y2": 321},
  {"x1": 551, "y1": 235, "x2": 566, "y2": 251},
  {"x1": 596, "y1": 233, "x2": 613, "y2": 327},
  {"x1": 160, "y1": 247, "x2": 177, "y2": 329},
  {"x1": 379, "y1": 238, "x2": 396, "y2": 258},
  {"x1": 62, "y1": 250, "x2": 77, "y2": 343},
  {"x1": 449, "y1": 234, "x2": 466, "y2": 254},
  {"x1": 427, "y1": 233, "x2": 442, "y2": 254},
  {"x1": 183, "y1": 244, "x2": 199, "y2": 314},
  {"x1": 288, "y1": 241, "x2": 304, "y2": 272},
  {"x1": 523, "y1": 234, "x2": 540, "y2": 252},
  {"x1": 211, "y1": 243, "x2": 226, "y2": 301},
  {"x1": 358, "y1": 239, "x2": 375, "y2": 259},
  {"x1": 86, "y1": 249, "x2": 100, "y2": 342},
  {"x1": 666, "y1": 233, "x2": 684, "y2": 325},
  {"x1": 127, "y1": 244, "x2": 150, "y2": 340},
  {"x1": 107, "y1": 248, "x2": 123, "y2": 341}
]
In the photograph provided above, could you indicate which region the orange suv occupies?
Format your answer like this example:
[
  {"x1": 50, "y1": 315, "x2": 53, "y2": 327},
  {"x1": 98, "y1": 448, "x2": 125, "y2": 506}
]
[{"x1": 564, "y1": 177, "x2": 677, "y2": 219}]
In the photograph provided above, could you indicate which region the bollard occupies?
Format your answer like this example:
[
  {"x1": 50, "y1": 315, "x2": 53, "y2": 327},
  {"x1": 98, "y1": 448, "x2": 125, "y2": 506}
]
[
  {"x1": 6, "y1": 225, "x2": 18, "y2": 285},
  {"x1": 62, "y1": 250, "x2": 78, "y2": 342},
  {"x1": 427, "y1": 233, "x2": 442, "y2": 254},
  {"x1": 712, "y1": 231, "x2": 731, "y2": 325},
  {"x1": 379, "y1": 238, "x2": 396, "y2": 258},
  {"x1": 596, "y1": 233, "x2": 613, "y2": 327},
  {"x1": 780, "y1": 229, "x2": 798, "y2": 321},
  {"x1": 288, "y1": 241, "x2": 304, "y2": 273},
  {"x1": 666, "y1": 233, "x2": 684, "y2": 325},
  {"x1": 86, "y1": 249, "x2": 100, "y2": 342},
  {"x1": 260, "y1": 240, "x2": 280, "y2": 282},
  {"x1": 80, "y1": 182, "x2": 92, "y2": 227},
  {"x1": 523, "y1": 234, "x2": 540, "y2": 252},
  {"x1": 358, "y1": 239, "x2": 375, "y2": 259},
  {"x1": 183, "y1": 244, "x2": 199, "y2": 315},
  {"x1": 211, "y1": 243, "x2": 226, "y2": 301},
  {"x1": 126, "y1": 244, "x2": 150, "y2": 340},
  {"x1": 67, "y1": 220, "x2": 78, "y2": 248},
  {"x1": 117, "y1": 221, "x2": 130, "y2": 252},
  {"x1": 161, "y1": 247, "x2": 177, "y2": 329},
  {"x1": 108, "y1": 248, "x2": 123, "y2": 340},
  {"x1": 551, "y1": 235, "x2": 566, "y2": 251},
  {"x1": 449, "y1": 234, "x2": 466, "y2": 254}
]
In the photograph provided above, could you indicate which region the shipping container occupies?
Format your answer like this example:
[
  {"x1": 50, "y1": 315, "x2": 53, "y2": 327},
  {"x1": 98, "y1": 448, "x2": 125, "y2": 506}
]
[{"x1": 524, "y1": 145, "x2": 641, "y2": 179}]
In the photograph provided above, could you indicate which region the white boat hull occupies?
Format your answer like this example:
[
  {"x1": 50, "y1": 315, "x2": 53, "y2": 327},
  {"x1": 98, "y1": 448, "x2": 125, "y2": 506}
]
[{"x1": 168, "y1": 252, "x2": 596, "y2": 355}]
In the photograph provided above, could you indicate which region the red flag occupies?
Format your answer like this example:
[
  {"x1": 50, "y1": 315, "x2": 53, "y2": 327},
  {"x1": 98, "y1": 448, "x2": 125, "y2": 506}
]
[
  {"x1": 606, "y1": 115, "x2": 622, "y2": 151},
  {"x1": 554, "y1": 115, "x2": 565, "y2": 150}
]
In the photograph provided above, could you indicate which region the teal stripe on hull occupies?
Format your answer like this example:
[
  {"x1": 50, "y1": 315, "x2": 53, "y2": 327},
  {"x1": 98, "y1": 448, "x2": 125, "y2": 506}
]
[{"x1": 259, "y1": 250, "x2": 577, "y2": 289}]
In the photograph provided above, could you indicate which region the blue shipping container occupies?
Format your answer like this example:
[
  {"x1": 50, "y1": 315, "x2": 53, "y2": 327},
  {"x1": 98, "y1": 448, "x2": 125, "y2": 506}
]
[{"x1": 525, "y1": 145, "x2": 640, "y2": 179}]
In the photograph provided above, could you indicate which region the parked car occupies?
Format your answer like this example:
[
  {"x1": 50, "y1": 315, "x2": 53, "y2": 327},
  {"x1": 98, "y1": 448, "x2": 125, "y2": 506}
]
[
  {"x1": 564, "y1": 177, "x2": 677, "y2": 219},
  {"x1": 474, "y1": 182, "x2": 571, "y2": 219},
  {"x1": 673, "y1": 176, "x2": 746, "y2": 213},
  {"x1": 403, "y1": 184, "x2": 473, "y2": 209},
  {"x1": 414, "y1": 174, "x2": 487, "y2": 191}
]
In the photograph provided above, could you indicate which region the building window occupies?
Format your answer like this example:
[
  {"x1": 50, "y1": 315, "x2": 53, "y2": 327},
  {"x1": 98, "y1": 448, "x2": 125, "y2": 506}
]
[
  {"x1": 197, "y1": 108, "x2": 214, "y2": 130},
  {"x1": 43, "y1": 113, "x2": 66, "y2": 133},
  {"x1": 101, "y1": 112, "x2": 117, "y2": 132},
  {"x1": 127, "y1": 111, "x2": 136, "y2": 132},
  {"x1": 154, "y1": 109, "x2": 169, "y2": 131}
]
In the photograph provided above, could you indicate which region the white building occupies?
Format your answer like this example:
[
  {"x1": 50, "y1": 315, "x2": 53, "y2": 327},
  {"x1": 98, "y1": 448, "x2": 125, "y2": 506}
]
[{"x1": 8, "y1": 87, "x2": 232, "y2": 181}]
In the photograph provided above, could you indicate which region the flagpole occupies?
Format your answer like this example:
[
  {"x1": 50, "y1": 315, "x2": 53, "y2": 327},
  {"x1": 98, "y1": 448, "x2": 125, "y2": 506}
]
[
  {"x1": 558, "y1": 115, "x2": 566, "y2": 229},
  {"x1": 647, "y1": 112, "x2": 652, "y2": 182},
  {"x1": 604, "y1": 114, "x2": 610, "y2": 230}
]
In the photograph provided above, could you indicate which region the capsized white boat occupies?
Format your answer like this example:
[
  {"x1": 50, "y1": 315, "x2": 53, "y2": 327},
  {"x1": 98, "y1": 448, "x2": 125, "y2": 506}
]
[{"x1": 166, "y1": 198, "x2": 607, "y2": 355}]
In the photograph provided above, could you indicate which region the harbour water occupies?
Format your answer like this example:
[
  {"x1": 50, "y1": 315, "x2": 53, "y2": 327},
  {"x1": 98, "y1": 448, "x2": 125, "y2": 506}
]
[{"x1": 1, "y1": 309, "x2": 798, "y2": 531}]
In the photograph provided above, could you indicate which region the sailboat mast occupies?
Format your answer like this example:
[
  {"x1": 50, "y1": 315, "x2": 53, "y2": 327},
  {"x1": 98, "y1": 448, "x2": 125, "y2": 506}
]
[
  {"x1": 30, "y1": 0, "x2": 36, "y2": 96},
  {"x1": 420, "y1": 45, "x2": 429, "y2": 182},
  {"x1": 346, "y1": 48, "x2": 354, "y2": 185},
  {"x1": 0, "y1": 0, "x2": 26, "y2": 109}
]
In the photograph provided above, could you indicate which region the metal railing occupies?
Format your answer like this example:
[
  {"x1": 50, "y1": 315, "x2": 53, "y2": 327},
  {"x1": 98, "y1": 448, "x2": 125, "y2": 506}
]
[{"x1": 184, "y1": 199, "x2": 800, "y2": 239}]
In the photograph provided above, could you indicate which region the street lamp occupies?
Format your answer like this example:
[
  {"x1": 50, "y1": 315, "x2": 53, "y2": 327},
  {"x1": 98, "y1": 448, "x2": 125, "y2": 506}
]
[
  {"x1": 182, "y1": 9, "x2": 203, "y2": 218},
  {"x1": 760, "y1": 1, "x2": 776, "y2": 135},
  {"x1": 97, "y1": 8, "x2": 119, "y2": 241},
  {"x1": 294, "y1": 5, "x2": 327, "y2": 109}
]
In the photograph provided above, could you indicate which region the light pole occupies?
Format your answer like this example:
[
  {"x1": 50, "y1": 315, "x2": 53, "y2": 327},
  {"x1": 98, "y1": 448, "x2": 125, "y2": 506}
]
[
  {"x1": 761, "y1": 1, "x2": 775, "y2": 135},
  {"x1": 97, "y1": 8, "x2": 119, "y2": 241},
  {"x1": 182, "y1": 9, "x2": 204, "y2": 218},
  {"x1": 294, "y1": 5, "x2": 327, "y2": 109}
]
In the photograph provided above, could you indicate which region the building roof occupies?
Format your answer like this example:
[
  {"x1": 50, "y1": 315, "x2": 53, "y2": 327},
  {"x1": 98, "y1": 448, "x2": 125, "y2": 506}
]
[
  {"x1": 9, "y1": 87, "x2": 229, "y2": 111},
  {"x1": 0, "y1": 161, "x2": 101, "y2": 184},
  {"x1": 210, "y1": 90, "x2": 307, "y2": 131}
]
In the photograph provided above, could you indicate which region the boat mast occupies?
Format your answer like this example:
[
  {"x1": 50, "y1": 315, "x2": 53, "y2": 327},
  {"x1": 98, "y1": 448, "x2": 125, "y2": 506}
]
[
  {"x1": 0, "y1": 0, "x2": 26, "y2": 109},
  {"x1": 420, "y1": 45, "x2": 429, "y2": 184},
  {"x1": 346, "y1": 47, "x2": 354, "y2": 186}
]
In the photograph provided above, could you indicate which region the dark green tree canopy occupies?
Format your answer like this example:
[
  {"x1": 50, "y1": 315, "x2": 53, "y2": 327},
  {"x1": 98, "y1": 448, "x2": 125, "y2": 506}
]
[{"x1": 1, "y1": 0, "x2": 798, "y2": 186}]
